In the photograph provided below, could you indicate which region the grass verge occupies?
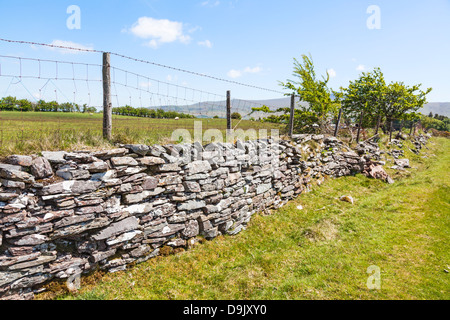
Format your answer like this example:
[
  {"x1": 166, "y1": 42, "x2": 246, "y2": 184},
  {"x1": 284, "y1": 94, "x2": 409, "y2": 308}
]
[{"x1": 0, "y1": 111, "x2": 282, "y2": 156}]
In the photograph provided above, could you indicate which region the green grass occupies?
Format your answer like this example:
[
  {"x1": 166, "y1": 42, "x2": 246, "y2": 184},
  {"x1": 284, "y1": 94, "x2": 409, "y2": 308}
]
[
  {"x1": 39, "y1": 137, "x2": 449, "y2": 300},
  {"x1": 0, "y1": 111, "x2": 282, "y2": 156}
]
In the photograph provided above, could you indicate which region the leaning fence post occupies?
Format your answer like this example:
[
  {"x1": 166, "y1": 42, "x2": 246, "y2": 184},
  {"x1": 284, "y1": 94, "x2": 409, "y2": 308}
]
[
  {"x1": 289, "y1": 94, "x2": 295, "y2": 138},
  {"x1": 334, "y1": 107, "x2": 343, "y2": 137},
  {"x1": 102, "y1": 52, "x2": 112, "y2": 140}
]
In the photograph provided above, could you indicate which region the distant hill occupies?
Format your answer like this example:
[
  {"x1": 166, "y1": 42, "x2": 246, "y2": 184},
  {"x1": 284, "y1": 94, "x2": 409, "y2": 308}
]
[
  {"x1": 155, "y1": 97, "x2": 306, "y2": 119},
  {"x1": 418, "y1": 102, "x2": 450, "y2": 117},
  {"x1": 154, "y1": 98, "x2": 450, "y2": 119}
]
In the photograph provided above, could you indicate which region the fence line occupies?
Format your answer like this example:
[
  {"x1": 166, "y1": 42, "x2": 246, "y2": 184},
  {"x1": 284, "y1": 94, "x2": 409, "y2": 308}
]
[
  {"x1": 0, "y1": 38, "x2": 285, "y2": 95},
  {"x1": 0, "y1": 38, "x2": 290, "y2": 153}
]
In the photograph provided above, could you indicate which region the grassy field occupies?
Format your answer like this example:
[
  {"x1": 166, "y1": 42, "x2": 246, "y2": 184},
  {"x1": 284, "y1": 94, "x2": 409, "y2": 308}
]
[
  {"x1": 0, "y1": 111, "x2": 282, "y2": 156},
  {"x1": 37, "y1": 136, "x2": 449, "y2": 300}
]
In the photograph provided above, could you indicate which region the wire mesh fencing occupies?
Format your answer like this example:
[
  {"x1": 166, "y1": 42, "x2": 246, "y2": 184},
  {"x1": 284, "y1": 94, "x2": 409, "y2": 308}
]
[{"x1": 0, "y1": 38, "x2": 292, "y2": 155}]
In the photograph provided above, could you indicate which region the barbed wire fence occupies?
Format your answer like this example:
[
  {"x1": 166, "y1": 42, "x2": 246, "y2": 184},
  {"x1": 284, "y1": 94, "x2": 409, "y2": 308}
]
[{"x1": 0, "y1": 38, "x2": 291, "y2": 153}]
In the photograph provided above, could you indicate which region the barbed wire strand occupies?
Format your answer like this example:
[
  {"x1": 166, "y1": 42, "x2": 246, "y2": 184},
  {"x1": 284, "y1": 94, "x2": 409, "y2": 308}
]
[{"x1": 0, "y1": 38, "x2": 285, "y2": 95}]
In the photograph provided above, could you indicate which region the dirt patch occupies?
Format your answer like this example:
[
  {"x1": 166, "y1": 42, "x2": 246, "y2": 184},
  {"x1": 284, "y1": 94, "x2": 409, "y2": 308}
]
[{"x1": 304, "y1": 219, "x2": 339, "y2": 242}]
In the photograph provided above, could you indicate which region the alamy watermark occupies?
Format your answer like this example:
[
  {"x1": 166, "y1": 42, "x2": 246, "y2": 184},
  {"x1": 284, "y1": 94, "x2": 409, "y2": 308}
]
[
  {"x1": 367, "y1": 265, "x2": 381, "y2": 290},
  {"x1": 67, "y1": 5, "x2": 81, "y2": 30},
  {"x1": 66, "y1": 270, "x2": 81, "y2": 292},
  {"x1": 367, "y1": 5, "x2": 381, "y2": 30},
  {"x1": 170, "y1": 121, "x2": 281, "y2": 168}
]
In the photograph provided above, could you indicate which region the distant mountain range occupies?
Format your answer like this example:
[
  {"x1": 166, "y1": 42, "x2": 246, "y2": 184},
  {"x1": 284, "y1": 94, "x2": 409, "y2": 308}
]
[
  {"x1": 159, "y1": 97, "x2": 305, "y2": 119},
  {"x1": 157, "y1": 98, "x2": 450, "y2": 119},
  {"x1": 418, "y1": 102, "x2": 450, "y2": 117}
]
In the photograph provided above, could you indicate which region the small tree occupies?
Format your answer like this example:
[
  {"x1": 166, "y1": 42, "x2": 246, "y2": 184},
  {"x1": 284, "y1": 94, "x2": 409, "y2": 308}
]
[
  {"x1": 253, "y1": 54, "x2": 339, "y2": 134},
  {"x1": 341, "y1": 68, "x2": 432, "y2": 141},
  {"x1": 381, "y1": 82, "x2": 431, "y2": 140},
  {"x1": 231, "y1": 112, "x2": 242, "y2": 120},
  {"x1": 280, "y1": 54, "x2": 338, "y2": 133},
  {"x1": 341, "y1": 68, "x2": 387, "y2": 141},
  {"x1": 342, "y1": 68, "x2": 386, "y2": 131}
]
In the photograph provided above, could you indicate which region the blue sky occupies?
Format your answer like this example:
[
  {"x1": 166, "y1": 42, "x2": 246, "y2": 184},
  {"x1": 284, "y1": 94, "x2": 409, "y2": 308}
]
[{"x1": 0, "y1": 0, "x2": 449, "y2": 109}]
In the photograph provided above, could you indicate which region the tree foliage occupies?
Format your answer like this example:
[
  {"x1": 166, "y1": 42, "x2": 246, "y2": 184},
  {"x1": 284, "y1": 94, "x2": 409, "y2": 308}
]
[
  {"x1": 421, "y1": 114, "x2": 450, "y2": 131},
  {"x1": 253, "y1": 54, "x2": 339, "y2": 133},
  {"x1": 231, "y1": 112, "x2": 242, "y2": 120},
  {"x1": 0, "y1": 96, "x2": 83, "y2": 112},
  {"x1": 280, "y1": 54, "x2": 339, "y2": 132},
  {"x1": 0, "y1": 96, "x2": 195, "y2": 120},
  {"x1": 341, "y1": 68, "x2": 432, "y2": 133},
  {"x1": 112, "y1": 106, "x2": 195, "y2": 119},
  {"x1": 341, "y1": 67, "x2": 386, "y2": 127}
]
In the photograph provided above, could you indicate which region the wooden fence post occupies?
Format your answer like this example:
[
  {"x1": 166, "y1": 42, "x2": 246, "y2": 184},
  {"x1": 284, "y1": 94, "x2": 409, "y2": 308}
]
[
  {"x1": 389, "y1": 119, "x2": 394, "y2": 142},
  {"x1": 289, "y1": 94, "x2": 295, "y2": 138},
  {"x1": 102, "y1": 52, "x2": 112, "y2": 140},
  {"x1": 356, "y1": 109, "x2": 365, "y2": 143},
  {"x1": 226, "y1": 90, "x2": 231, "y2": 132},
  {"x1": 375, "y1": 114, "x2": 382, "y2": 135},
  {"x1": 334, "y1": 107, "x2": 343, "y2": 137}
]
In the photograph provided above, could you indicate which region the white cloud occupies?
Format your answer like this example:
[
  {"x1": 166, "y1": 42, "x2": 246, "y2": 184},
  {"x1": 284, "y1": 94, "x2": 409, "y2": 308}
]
[
  {"x1": 166, "y1": 75, "x2": 178, "y2": 82},
  {"x1": 139, "y1": 81, "x2": 152, "y2": 88},
  {"x1": 227, "y1": 69, "x2": 242, "y2": 79},
  {"x1": 188, "y1": 26, "x2": 202, "y2": 34},
  {"x1": 128, "y1": 17, "x2": 191, "y2": 48},
  {"x1": 356, "y1": 64, "x2": 366, "y2": 72},
  {"x1": 198, "y1": 40, "x2": 213, "y2": 48},
  {"x1": 227, "y1": 66, "x2": 262, "y2": 78},
  {"x1": 327, "y1": 68, "x2": 337, "y2": 78},
  {"x1": 201, "y1": 1, "x2": 220, "y2": 7},
  {"x1": 244, "y1": 66, "x2": 262, "y2": 74},
  {"x1": 45, "y1": 40, "x2": 94, "y2": 54}
]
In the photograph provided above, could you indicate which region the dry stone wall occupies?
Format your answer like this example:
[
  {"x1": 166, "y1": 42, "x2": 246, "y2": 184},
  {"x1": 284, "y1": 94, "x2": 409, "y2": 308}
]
[{"x1": 0, "y1": 134, "x2": 388, "y2": 300}]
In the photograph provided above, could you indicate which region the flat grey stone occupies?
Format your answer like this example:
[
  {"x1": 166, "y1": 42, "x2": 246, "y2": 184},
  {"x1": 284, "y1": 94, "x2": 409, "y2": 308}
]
[
  {"x1": 54, "y1": 214, "x2": 95, "y2": 229},
  {"x1": 394, "y1": 159, "x2": 410, "y2": 168},
  {"x1": 8, "y1": 234, "x2": 49, "y2": 246},
  {"x1": 81, "y1": 161, "x2": 109, "y2": 173},
  {"x1": 40, "y1": 180, "x2": 101, "y2": 196},
  {"x1": 6, "y1": 155, "x2": 33, "y2": 167},
  {"x1": 0, "y1": 169, "x2": 35, "y2": 184},
  {"x1": 91, "y1": 216, "x2": 139, "y2": 241},
  {"x1": 139, "y1": 157, "x2": 165, "y2": 166},
  {"x1": 0, "y1": 179, "x2": 25, "y2": 190},
  {"x1": 30, "y1": 157, "x2": 53, "y2": 179},
  {"x1": 256, "y1": 183, "x2": 272, "y2": 195},
  {"x1": 149, "y1": 145, "x2": 166, "y2": 157},
  {"x1": 42, "y1": 151, "x2": 67, "y2": 164},
  {"x1": 0, "y1": 163, "x2": 24, "y2": 172},
  {"x1": 111, "y1": 157, "x2": 139, "y2": 167},
  {"x1": 184, "y1": 160, "x2": 212, "y2": 175},
  {"x1": 177, "y1": 200, "x2": 206, "y2": 211},
  {"x1": 142, "y1": 177, "x2": 158, "y2": 190},
  {"x1": 56, "y1": 168, "x2": 90, "y2": 180},
  {"x1": 158, "y1": 163, "x2": 181, "y2": 172},
  {"x1": 92, "y1": 148, "x2": 129, "y2": 159},
  {"x1": 125, "y1": 144, "x2": 150, "y2": 156},
  {"x1": 8, "y1": 255, "x2": 57, "y2": 271}
]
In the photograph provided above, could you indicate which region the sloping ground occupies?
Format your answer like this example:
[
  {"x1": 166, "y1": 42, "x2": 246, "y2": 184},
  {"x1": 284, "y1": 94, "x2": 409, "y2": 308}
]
[{"x1": 42, "y1": 137, "x2": 449, "y2": 300}]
